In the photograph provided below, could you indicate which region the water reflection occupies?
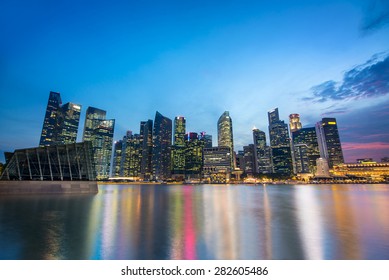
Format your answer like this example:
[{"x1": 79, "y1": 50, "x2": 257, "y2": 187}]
[{"x1": 0, "y1": 184, "x2": 389, "y2": 260}]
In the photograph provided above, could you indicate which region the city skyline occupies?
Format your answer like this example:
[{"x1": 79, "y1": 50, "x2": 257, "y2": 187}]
[{"x1": 1, "y1": 0, "x2": 389, "y2": 163}]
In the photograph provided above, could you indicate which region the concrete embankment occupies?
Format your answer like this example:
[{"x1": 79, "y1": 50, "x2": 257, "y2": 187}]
[{"x1": 0, "y1": 181, "x2": 98, "y2": 195}]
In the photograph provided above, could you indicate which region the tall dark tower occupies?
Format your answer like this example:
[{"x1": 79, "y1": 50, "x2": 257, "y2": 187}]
[
  {"x1": 140, "y1": 120, "x2": 153, "y2": 180},
  {"x1": 253, "y1": 128, "x2": 272, "y2": 174},
  {"x1": 268, "y1": 108, "x2": 293, "y2": 175},
  {"x1": 292, "y1": 127, "x2": 320, "y2": 174},
  {"x1": 39, "y1": 91, "x2": 62, "y2": 147},
  {"x1": 39, "y1": 91, "x2": 81, "y2": 147},
  {"x1": 315, "y1": 118, "x2": 344, "y2": 168},
  {"x1": 152, "y1": 111, "x2": 172, "y2": 180}
]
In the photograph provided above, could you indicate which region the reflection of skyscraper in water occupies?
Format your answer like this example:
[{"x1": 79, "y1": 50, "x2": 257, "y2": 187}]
[
  {"x1": 294, "y1": 187, "x2": 325, "y2": 259},
  {"x1": 327, "y1": 186, "x2": 361, "y2": 259}
]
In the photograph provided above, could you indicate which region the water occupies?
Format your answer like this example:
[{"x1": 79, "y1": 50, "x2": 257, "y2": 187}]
[{"x1": 0, "y1": 184, "x2": 388, "y2": 260}]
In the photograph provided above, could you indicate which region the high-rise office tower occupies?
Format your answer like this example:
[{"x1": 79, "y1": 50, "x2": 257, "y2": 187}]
[
  {"x1": 268, "y1": 108, "x2": 293, "y2": 175},
  {"x1": 55, "y1": 102, "x2": 81, "y2": 145},
  {"x1": 292, "y1": 127, "x2": 320, "y2": 174},
  {"x1": 174, "y1": 116, "x2": 186, "y2": 146},
  {"x1": 140, "y1": 120, "x2": 153, "y2": 180},
  {"x1": 39, "y1": 91, "x2": 81, "y2": 146},
  {"x1": 171, "y1": 116, "x2": 185, "y2": 176},
  {"x1": 252, "y1": 128, "x2": 272, "y2": 174},
  {"x1": 289, "y1": 114, "x2": 302, "y2": 133},
  {"x1": 83, "y1": 106, "x2": 115, "y2": 180},
  {"x1": 243, "y1": 144, "x2": 256, "y2": 175},
  {"x1": 152, "y1": 111, "x2": 172, "y2": 180},
  {"x1": 217, "y1": 111, "x2": 234, "y2": 169},
  {"x1": 315, "y1": 118, "x2": 344, "y2": 168},
  {"x1": 112, "y1": 140, "x2": 123, "y2": 177},
  {"x1": 83, "y1": 107, "x2": 106, "y2": 141},
  {"x1": 171, "y1": 116, "x2": 186, "y2": 177},
  {"x1": 121, "y1": 131, "x2": 142, "y2": 178},
  {"x1": 40, "y1": 91, "x2": 62, "y2": 147},
  {"x1": 199, "y1": 132, "x2": 212, "y2": 148},
  {"x1": 185, "y1": 132, "x2": 204, "y2": 178}
]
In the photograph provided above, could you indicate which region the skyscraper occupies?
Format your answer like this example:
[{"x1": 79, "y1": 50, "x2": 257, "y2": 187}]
[
  {"x1": 289, "y1": 114, "x2": 302, "y2": 133},
  {"x1": 217, "y1": 111, "x2": 234, "y2": 169},
  {"x1": 315, "y1": 118, "x2": 344, "y2": 168},
  {"x1": 140, "y1": 120, "x2": 153, "y2": 180},
  {"x1": 40, "y1": 91, "x2": 62, "y2": 147},
  {"x1": 252, "y1": 128, "x2": 272, "y2": 174},
  {"x1": 152, "y1": 111, "x2": 172, "y2": 180},
  {"x1": 200, "y1": 132, "x2": 212, "y2": 148},
  {"x1": 292, "y1": 127, "x2": 320, "y2": 174},
  {"x1": 55, "y1": 102, "x2": 81, "y2": 145},
  {"x1": 39, "y1": 91, "x2": 81, "y2": 147},
  {"x1": 268, "y1": 108, "x2": 293, "y2": 175},
  {"x1": 112, "y1": 140, "x2": 123, "y2": 177},
  {"x1": 243, "y1": 144, "x2": 256, "y2": 175},
  {"x1": 121, "y1": 131, "x2": 142, "y2": 178},
  {"x1": 171, "y1": 116, "x2": 186, "y2": 177},
  {"x1": 83, "y1": 107, "x2": 106, "y2": 141},
  {"x1": 185, "y1": 132, "x2": 204, "y2": 178},
  {"x1": 174, "y1": 116, "x2": 186, "y2": 146},
  {"x1": 83, "y1": 107, "x2": 115, "y2": 180}
]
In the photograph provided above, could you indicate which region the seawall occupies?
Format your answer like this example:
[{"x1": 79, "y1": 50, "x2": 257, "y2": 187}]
[{"x1": 0, "y1": 181, "x2": 98, "y2": 195}]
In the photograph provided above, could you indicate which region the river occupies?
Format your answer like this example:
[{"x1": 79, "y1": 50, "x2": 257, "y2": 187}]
[{"x1": 0, "y1": 184, "x2": 388, "y2": 260}]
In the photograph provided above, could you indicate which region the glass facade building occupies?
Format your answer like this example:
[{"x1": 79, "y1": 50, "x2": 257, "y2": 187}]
[
  {"x1": 252, "y1": 128, "x2": 272, "y2": 174},
  {"x1": 268, "y1": 108, "x2": 293, "y2": 175},
  {"x1": 292, "y1": 127, "x2": 320, "y2": 174},
  {"x1": 152, "y1": 111, "x2": 172, "y2": 180},
  {"x1": 83, "y1": 107, "x2": 115, "y2": 180},
  {"x1": 217, "y1": 111, "x2": 234, "y2": 170},
  {"x1": 39, "y1": 92, "x2": 81, "y2": 147},
  {"x1": 316, "y1": 118, "x2": 344, "y2": 168},
  {"x1": 1, "y1": 142, "x2": 95, "y2": 181},
  {"x1": 140, "y1": 120, "x2": 153, "y2": 180}
]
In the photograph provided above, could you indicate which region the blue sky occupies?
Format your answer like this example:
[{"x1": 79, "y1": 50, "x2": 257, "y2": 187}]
[{"x1": 1, "y1": 0, "x2": 389, "y2": 163}]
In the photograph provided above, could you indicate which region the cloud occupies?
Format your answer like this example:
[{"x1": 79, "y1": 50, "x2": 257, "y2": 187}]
[
  {"x1": 305, "y1": 52, "x2": 389, "y2": 103},
  {"x1": 342, "y1": 142, "x2": 389, "y2": 151},
  {"x1": 361, "y1": 0, "x2": 389, "y2": 33}
]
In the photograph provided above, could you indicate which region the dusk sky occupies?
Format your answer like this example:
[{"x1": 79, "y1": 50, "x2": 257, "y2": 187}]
[{"x1": 1, "y1": 0, "x2": 389, "y2": 163}]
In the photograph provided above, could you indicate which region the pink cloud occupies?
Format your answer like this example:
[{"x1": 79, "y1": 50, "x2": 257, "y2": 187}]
[{"x1": 342, "y1": 142, "x2": 389, "y2": 162}]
